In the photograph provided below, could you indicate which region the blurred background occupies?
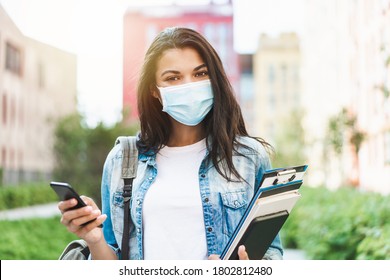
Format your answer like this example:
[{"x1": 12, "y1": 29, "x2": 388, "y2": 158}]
[{"x1": 0, "y1": 0, "x2": 389, "y2": 260}]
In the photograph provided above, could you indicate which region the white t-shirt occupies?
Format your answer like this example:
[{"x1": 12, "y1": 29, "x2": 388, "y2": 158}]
[{"x1": 143, "y1": 138, "x2": 208, "y2": 260}]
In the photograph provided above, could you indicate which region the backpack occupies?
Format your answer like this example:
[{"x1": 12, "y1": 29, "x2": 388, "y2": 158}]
[
  {"x1": 59, "y1": 136, "x2": 138, "y2": 260},
  {"x1": 59, "y1": 239, "x2": 89, "y2": 260}
]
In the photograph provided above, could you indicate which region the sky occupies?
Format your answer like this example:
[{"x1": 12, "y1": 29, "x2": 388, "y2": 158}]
[{"x1": 0, "y1": 0, "x2": 304, "y2": 126}]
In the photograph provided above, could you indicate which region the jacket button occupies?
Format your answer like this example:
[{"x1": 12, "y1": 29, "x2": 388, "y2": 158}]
[
  {"x1": 201, "y1": 174, "x2": 206, "y2": 178},
  {"x1": 208, "y1": 227, "x2": 213, "y2": 232},
  {"x1": 204, "y1": 197, "x2": 209, "y2": 203}
]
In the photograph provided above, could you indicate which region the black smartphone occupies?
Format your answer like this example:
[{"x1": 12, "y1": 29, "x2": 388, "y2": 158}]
[
  {"x1": 50, "y1": 182, "x2": 87, "y2": 210},
  {"x1": 50, "y1": 181, "x2": 102, "y2": 227}
]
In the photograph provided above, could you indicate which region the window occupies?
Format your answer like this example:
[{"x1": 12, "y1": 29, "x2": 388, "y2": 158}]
[
  {"x1": 10, "y1": 96, "x2": 15, "y2": 126},
  {"x1": 18, "y1": 151, "x2": 23, "y2": 169},
  {"x1": 38, "y1": 62, "x2": 45, "y2": 88},
  {"x1": 280, "y1": 64, "x2": 287, "y2": 86},
  {"x1": 218, "y1": 23, "x2": 228, "y2": 66},
  {"x1": 268, "y1": 64, "x2": 275, "y2": 83},
  {"x1": 185, "y1": 22, "x2": 197, "y2": 31},
  {"x1": 204, "y1": 23, "x2": 215, "y2": 46},
  {"x1": 19, "y1": 100, "x2": 23, "y2": 128},
  {"x1": 1, "y1": 147, "x2": 6, "y2": 167},
  {"x1": 5, "y1": 42, "x2": 22, "y2": 76},
  {"x1": 10, "y1": 149, "x2": 14, "y2": 169},
  {"x1": 293, "y1": 63, "x2": 300, "y2": 82},
  {"x1": 2, "y1": 93, "x2": 6, "y2": 125},
  {"x1": 268, "y1": 90, "x2": 276, "y2": 111}
]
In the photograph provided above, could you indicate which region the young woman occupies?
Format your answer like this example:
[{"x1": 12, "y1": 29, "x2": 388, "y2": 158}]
[{"x1": 58, "y1": 27, "x2": 283, "y2": 260}]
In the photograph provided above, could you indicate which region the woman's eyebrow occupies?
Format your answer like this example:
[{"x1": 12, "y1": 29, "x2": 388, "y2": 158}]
[
  {"x1": 160, "y1": 69, "x2": 180, "y2": 77},
  {"x1": 193, "y1": 64, "x2": 207, "y2": 71},
  {"x1": 160, "y1": 64, "x2": 207, "y2": 77}
]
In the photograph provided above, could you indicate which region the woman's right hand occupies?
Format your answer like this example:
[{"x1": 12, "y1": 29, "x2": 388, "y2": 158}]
[{"x1": 58, "y1": 196, "x2": 107, "y2": 244}]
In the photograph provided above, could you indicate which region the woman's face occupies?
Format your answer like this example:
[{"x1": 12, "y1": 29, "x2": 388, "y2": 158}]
[{"x1": 155, "y1": 47, "x2": 209, "y2": 88}]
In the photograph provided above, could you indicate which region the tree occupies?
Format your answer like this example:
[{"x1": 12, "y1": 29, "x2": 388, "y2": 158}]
[
  {"x1": 52, "y1": 114, "x2": 88, "y2": 189},
  {"x1": 271, "y1": 109, "x2": 307, "y2": 169},
  {"x1": 52, "y1": 113, "x2": 139, "y2": 206},
  {"x1": 325, "y1": 108, "x2": 366, "y2": 187}
]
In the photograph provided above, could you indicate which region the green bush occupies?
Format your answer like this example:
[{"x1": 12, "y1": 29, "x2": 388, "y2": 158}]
[
  {"x1": 281, "y1": 186, "x2": 390, "y2": 259},
  {"x1": 0, "y1": 182, "x2": 57, "y2": 210},
  {"x1": 0, "y1": 216, "x2": 75, "y2": 260}
]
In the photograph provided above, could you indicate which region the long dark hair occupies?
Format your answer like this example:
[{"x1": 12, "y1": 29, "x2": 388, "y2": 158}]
[{"x1": 137, "y1": 27, "x2": 272, "y2": 182}]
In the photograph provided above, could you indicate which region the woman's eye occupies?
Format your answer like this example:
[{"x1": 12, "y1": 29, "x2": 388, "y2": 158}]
[
  {"x1": 195, "y1": 71, "x2": 208, "y2": 77},
  {"x1": 165, "y1": 76, "x2": 180, "y2": 81}
]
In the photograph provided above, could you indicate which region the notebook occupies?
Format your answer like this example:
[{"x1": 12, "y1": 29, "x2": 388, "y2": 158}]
[{"x1": 220, "y1": 165, "x2": 308, "y2": 260}]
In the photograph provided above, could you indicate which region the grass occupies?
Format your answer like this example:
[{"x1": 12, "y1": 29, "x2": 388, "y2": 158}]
[
  {"x1": 2, "y1": 185, "x2": 389, "y2": 260},
  {"x1": 0, "y1": 216, "x2": 76, "y2": 260}
]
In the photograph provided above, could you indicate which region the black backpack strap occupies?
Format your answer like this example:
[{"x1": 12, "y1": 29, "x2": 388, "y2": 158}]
[
  {"x1": 115, "y1": 136, "x2": 138, "y2": 260},
  {"x1": 80, "y1": 246, "x2": 91, "y2": 259}
]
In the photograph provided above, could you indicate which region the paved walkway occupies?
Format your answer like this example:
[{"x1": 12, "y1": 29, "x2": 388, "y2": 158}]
[
  {"x1": 0, "y1": 202, "x2": 60, "y2": 220},
  {"x1": 0, "y1": 203, "x2": 306, "y2": 259},
  {"x1": 283, "y1": 248, "x2": 306, "y2": 260}
]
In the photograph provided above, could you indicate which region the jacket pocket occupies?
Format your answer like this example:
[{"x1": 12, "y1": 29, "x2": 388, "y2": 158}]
[
  {"x1": 112, "y1": 191, "x2": 125, "y2": 234},
  {"x1": 220, "y1": 189, "x2": 248, "y2": 236}
]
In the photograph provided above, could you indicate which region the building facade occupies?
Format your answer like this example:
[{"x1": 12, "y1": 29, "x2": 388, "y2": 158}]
[
  {"x1": 300, "y1": 0, "x2": 390, "y2": 194},
  {"x1": 253, "y1": 33, "x2": 301, "y2": 144},
  {"x1": 0, "y1": 5, "x2": 77, "y2": 185},
  {"x1": 123, "y1": 1, "x2": 239, "y2": 121},
  {"x1": 300, "y1": 0, "x2": 354, "y2": 189},
  {"x1": 348, "y1": 0, "x2": 390, "y2": 194},
  {"x1": 238, "y1": 54, "x2": 255, "y2": 134}
]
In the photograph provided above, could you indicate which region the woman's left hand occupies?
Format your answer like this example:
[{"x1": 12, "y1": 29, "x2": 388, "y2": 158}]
[{"x1": 208, "y1": 245, "x2": 249, "y2": 260}]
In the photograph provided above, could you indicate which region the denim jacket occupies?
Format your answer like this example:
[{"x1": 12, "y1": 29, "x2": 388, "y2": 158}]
[{"x1": 101, "y1": 135, "x2": 283, "y2": 260}]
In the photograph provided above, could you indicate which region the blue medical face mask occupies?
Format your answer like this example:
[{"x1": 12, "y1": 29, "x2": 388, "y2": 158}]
[{"x1": 157, "y1": 79, "x2": 214, "y2": 126}]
